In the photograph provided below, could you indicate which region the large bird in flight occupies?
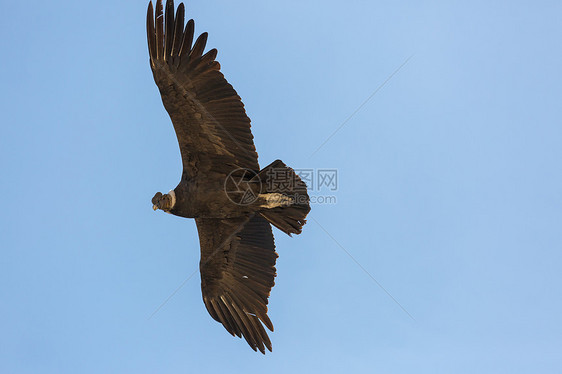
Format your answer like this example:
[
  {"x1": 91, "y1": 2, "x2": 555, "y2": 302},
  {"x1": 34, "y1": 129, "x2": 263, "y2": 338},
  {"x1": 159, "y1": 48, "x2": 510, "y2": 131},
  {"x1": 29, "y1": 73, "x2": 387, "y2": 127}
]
[{"x1": 146, "y1": 0, "x2": 310, "y2": 353}]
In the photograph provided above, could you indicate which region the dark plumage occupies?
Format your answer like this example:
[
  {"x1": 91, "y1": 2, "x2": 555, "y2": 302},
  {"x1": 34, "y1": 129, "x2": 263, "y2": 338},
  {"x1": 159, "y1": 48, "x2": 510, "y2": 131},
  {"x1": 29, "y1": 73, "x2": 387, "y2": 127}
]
[{"x1": 146, "y1": 0, "x2": 310, "y2": 353}]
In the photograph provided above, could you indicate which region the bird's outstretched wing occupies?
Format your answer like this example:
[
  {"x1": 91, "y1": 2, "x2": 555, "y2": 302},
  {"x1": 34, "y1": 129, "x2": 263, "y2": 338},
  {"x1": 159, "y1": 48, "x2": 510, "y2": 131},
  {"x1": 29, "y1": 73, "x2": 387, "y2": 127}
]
[
  {"x1": 147, "y1": 0, "x2": 260, "y2": 180},
  {"x1": 196, "y1": 214, "x2": 277, "y2": 353}
]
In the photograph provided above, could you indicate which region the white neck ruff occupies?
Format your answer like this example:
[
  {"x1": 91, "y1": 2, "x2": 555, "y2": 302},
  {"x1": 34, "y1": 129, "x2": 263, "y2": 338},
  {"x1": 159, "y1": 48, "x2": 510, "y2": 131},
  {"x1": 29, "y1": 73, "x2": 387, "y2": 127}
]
[{"x1": 168, "y1": 190, "x2": 176, "y2": 210}]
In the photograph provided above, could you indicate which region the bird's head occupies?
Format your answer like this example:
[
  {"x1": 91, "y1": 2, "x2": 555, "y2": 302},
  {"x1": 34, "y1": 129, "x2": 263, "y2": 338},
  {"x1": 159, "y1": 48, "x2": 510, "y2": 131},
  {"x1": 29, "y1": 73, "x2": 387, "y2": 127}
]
[{"x1": 152, "y1": 190, "x2": 176, "y2": 212}]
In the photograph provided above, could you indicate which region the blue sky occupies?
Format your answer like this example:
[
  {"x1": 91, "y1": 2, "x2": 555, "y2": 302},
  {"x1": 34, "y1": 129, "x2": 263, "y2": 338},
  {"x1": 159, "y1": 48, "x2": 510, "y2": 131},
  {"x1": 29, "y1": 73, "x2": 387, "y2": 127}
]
[{"x1": 1, "y1": 0, "x2": 562, "y2": 372}]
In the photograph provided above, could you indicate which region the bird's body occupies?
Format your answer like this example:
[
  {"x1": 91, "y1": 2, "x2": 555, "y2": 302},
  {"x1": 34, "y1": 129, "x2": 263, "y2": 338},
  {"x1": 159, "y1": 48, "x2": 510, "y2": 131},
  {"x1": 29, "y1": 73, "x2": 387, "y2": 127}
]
[{"x1": 146, "y1": 0, "x2": 310, "y2": 353}]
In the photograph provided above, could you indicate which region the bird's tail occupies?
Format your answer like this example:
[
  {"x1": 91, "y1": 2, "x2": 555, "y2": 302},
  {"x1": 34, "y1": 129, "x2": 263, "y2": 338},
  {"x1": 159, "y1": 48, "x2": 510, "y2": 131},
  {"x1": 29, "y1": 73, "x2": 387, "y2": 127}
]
[{"x1": 257, "y1": 160, "x2": 311, "y2": 235}]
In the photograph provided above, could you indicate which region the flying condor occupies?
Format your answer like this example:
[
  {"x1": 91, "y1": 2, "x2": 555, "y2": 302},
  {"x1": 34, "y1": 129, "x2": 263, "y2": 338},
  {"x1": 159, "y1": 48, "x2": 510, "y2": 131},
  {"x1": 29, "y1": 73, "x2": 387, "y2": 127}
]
[{"x1": 146, "y1": 0, "x2": 310, "y2": 353}]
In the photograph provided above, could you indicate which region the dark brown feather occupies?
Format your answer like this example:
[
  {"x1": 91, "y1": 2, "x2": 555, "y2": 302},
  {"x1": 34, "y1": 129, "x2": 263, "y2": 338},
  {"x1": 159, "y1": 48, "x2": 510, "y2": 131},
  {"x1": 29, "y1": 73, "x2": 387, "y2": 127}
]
[
  {"x1": 155, "y1": 0, "x2": 164, "y2": 60},
  {"x1": 171, "y1": 3, "x2": 184, "y2": 56},
  {"x1": 164, "y1": 0, "x2": 175, "y2": 61},
  {"x1": 190, "y1": 32, "x2": 208, "y2": 60},
  {"x1": 147, "y1": 2, "x2": 259, "y2": 180},
  {"x1": 196, "y1": 215, "x2": 276, "y2": 353},
  {"x1": 146, "y1": 2, "x2": 156, "y2": 63},
  {"x1": 180, "y1": 19, "x2": 194, "y2": 58}
]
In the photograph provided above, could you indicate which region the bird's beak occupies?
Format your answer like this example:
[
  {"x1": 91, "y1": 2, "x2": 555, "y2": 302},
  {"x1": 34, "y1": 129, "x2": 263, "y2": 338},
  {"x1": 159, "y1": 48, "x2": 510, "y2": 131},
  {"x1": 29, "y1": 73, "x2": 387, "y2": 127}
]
[{"x1": 153, "y1": 205, "x2": 158, "y2": 211}]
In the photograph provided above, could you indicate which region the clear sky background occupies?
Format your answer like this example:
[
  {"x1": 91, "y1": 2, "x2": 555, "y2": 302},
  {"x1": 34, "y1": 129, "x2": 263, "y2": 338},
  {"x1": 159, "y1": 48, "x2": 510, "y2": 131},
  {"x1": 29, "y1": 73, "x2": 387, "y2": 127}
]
[{"x1": 1, "y1": 0, "x2": 561, "y2": 373}]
